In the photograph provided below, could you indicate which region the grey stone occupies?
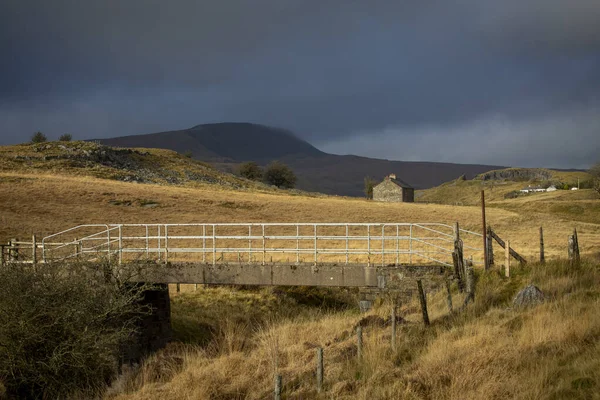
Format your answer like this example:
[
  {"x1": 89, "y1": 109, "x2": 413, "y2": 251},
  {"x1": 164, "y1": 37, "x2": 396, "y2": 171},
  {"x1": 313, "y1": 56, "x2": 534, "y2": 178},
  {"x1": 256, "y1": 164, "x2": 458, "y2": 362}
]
[{"x1": 513, "y1": 284, "x2": 545, "y2": 308}]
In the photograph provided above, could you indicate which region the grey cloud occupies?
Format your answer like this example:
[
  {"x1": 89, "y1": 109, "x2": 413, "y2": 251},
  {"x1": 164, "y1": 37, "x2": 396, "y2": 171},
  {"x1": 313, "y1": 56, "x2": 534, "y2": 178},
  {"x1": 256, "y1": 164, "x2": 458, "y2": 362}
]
[{"x1": 0, "y1": 0, "x2": 599, "y2": 168}]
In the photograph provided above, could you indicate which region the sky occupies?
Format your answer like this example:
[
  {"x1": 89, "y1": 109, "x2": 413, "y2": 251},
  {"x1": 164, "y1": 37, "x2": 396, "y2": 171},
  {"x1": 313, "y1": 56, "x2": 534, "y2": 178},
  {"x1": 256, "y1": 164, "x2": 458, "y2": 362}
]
[{"x1": 1, "y1": 0, "x2": 599, "y2": 168}]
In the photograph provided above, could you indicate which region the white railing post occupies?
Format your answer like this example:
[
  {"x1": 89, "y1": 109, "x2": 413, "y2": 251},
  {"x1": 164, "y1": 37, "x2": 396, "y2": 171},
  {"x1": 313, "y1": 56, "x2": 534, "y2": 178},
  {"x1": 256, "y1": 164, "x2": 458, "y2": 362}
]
[
  {"x1": 145, "y1": 225, "x2": 149, "y2": 257},
  {"x1": 107, "y1": 226, "x2": 111, "y2": 262},
  {"x1": 262, "y1": 225, "x2": 266, "y2": 265},
  {"x1": 314, "y1": 224, "x2": 317, "y2": 264},
  {"x1": 213, "y1": 225, "x2": 216, "y2": 266},
  {"x1": 367, "y1": 225, "x2": 371, "y2": 267},
  {"x1": 296, "y1": 225, "x2": 300, "y2": 264},
  {"x1": 203, "y1": 225, "x2": 206, "y2": 263},
  {"x1": 157, "y1": 225, "x2": 161, "y2": 261},
  {"x1": 165, "y1": 225, "x2": 169, "y2": 264},
  {"x1": 118, "y1": 225, "x2": 123, "y2": 265},
  {"x1": 381, "y1": 225, "x2": 385, "y2": 267},
  {"x1": 345, "y1": 225, "x2": 349, "y2": 265},
  {"x1": 248, "y1": 225, "x2": 252, "y2": 263},
  {"x1": 409, "y1": 224, "x2": 413, "y2": 264},
  {"x1": 396, "y1": 225, "x2": 399, "y2": 265}
]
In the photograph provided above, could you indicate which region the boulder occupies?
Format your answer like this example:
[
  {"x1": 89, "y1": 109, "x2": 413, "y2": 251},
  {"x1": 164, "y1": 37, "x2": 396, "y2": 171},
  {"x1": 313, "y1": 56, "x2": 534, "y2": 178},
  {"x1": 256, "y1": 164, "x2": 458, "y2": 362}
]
[{"x1": 513, "y1": 284, "x2": 545, "y2": 308}]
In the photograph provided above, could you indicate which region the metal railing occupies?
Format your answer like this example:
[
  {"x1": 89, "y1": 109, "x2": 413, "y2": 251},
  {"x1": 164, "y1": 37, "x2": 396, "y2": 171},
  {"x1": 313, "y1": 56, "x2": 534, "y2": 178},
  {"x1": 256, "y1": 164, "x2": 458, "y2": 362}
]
[{"x1": 36, "y1": 223, "x2": 484, "y2": 268}]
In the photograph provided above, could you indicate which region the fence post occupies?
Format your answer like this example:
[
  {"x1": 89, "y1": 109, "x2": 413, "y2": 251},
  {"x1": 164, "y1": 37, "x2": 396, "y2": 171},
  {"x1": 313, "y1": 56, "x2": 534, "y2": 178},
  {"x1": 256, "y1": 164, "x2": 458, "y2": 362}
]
[
  {"x1": 505, "y1": 240, "x2": 511, "y2": 278},
  {"x1": 539, "y1": 227, "x2": 545, "y2": 264},
  {"x1": 9, "y1": 238, "x2": 18, "y2": 261},
  {"x1": 316, "y1": 347, "x2": 324, "y2": 392},
  {"x1": 357, "y1": 326, "x2": 363, "y2": 360},
  {"x1": 32, "y1": 235, "x2": 37, "y2": 265},
  {"x1": 274, "y1": 374, "x2": 282, "y2": 400},
  {"x1": 0, "y1": 244, "x2": 4, "y2": 266},
  {"x1": 486, "y1": 225, "x2": 494, "y2": 267},
  {"x1": 445, "y1": 280, "x2": 453, "y2": 313},
  {"x1": 453, "y1": 223, "x2": 464, "y2": 293},
  {"x1": 568, "y1": 229, "x2": 580, "y2": 267},
  {"x1": 417, "y1": 280, "x2": 430, "y2": 326},
  {"x1": 481, "y1": 190, "x2": 489, "y2": 270},
  {"x1": 391, "y1": 304, "x2": 397, "y2": 350}
]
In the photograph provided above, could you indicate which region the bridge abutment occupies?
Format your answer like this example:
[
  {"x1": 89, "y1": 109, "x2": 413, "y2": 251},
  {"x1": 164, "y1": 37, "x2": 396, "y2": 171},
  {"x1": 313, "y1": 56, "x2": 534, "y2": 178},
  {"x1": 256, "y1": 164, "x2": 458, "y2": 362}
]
[{"x1": 122, "y1": 283, "x2": 172, "y2": 364}]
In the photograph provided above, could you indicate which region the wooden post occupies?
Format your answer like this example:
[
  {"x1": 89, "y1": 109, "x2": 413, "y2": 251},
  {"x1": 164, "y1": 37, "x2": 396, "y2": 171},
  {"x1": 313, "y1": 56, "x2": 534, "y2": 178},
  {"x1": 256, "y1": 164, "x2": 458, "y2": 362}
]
[
  {"x1": 481, "y1": 190, "x2": 489, "y2": 271},
  {"x1": 32, "y1": 235, "x2": 37, "y2": 265},
  {"x1": 357, "y1": 326, "x2": 363, "y2": 360},
  {"x1": 465, "y1": 262, "x2": 475, "y2": 302},
  {"x1": 539, "y1": 227, "x2": 545, "y2": 264},
  {"x1": 176, "y1": 283, "x2": 181, "y2": 293},
  {"x1": 505, "y1": 240, "x2": 511, "y2": 278},
  {"x1": 316, "y1": 347, "x2": 324, "y2": 392},
  {"x1": 568, "y1": 230, "x2": 580, "y2": 267},
  {"x1": 417, "y1": 280, "x2": 430, "y2": 326},
  {"x1": 445, "y1": 280, "x2": 453, "y2": 313},
  {"x1": 0, "y1": 245, "x2": 4, "y2": 266},
  {"x1": 391, "y1": 305, "x2": 397, "y2": 350},
  {"x1": 486, "y1": 225, "x2": 494, "y2": 267},
  {"x1": 9, "y1": 239, "x2": 18, "y2": 261},
  {"x1": 453, "y1": 222, "x2": 464, "y2": 293},
  {"x1": 489, "y1": 229, "x2": 527, "y2": 265},
  {"x1": 573, "y1": 228, "x2": 580, "y2": 266},
  {"x1": 274, "y1": 374, "x2": 282, "y2": 400}
]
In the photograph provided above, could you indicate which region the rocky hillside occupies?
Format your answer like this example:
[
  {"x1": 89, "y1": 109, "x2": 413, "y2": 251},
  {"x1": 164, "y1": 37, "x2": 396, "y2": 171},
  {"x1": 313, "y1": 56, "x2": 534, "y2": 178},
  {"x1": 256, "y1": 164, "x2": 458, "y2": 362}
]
[{"x1": 0, "y1": 141, "x2": 271, "y2": 191}]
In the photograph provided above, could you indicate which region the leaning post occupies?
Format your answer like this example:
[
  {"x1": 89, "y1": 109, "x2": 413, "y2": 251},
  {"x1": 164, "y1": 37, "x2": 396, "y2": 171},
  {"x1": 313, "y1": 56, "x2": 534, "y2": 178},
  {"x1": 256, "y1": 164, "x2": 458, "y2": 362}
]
[
  {"x1": 505, "y1": 240, "x2": 511, "y2": 278},
  {"x1": 417, "y1": 280, "x2": 430, "y2": 326},
  {"x1": 481, "y1": 190, "x2": 489, "y2": 270}
]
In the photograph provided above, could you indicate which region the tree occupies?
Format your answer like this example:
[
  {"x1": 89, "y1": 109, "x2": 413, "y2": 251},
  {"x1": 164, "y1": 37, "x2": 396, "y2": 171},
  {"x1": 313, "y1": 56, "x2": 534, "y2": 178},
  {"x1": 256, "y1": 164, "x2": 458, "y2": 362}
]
[
  {"x1": 59, "y1": 133, "x2": 72, "y2": 141},
  {"x1": 239, "y1": 161, "x2": 262, "y2": 181},
  {"x1": 263, "y1": 161, "x2": 296, "y2": 188},
  {"x1": 364, "y1": 176, "x2": 376, "y2": 200},
  {"x1": 590, "y1": 162, "x2": 600, "y2": 196},
  {"x1": 30, "y1": 132, "x2": 47, "y2": 143}
]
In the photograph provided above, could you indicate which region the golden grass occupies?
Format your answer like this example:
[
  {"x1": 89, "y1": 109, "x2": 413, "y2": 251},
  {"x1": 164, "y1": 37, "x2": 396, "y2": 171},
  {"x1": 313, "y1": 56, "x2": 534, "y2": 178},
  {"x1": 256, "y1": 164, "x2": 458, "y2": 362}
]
[{"x1": 107, "y1": 260, "x2": 600, "y2": 400}]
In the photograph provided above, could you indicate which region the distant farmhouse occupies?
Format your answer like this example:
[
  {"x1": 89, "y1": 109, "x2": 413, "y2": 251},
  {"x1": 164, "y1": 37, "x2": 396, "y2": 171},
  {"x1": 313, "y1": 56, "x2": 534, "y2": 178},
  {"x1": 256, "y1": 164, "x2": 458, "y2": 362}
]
[
  {"x1": 520, "y1": 185, "x2": 556, "y2": 194},
  {"x1": 373, "y1": 174, "x2": 414, "y2": 203}
]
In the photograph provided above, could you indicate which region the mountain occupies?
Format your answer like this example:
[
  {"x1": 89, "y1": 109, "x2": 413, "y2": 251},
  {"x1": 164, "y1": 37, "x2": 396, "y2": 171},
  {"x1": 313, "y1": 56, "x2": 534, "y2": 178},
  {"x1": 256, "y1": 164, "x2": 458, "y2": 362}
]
[
  {"x1": 97, "y1": 123, "x2": 504, "y2": 196},
  {"x1": 98, "y1": 123, "x2": 324, "y2": 162}
]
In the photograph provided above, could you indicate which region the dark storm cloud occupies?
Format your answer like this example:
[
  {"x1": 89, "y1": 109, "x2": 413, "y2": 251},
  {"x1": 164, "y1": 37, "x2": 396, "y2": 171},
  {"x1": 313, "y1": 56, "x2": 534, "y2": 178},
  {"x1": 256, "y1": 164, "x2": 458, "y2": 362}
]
[{"x1": 1, "y1": 0, "x2": 599, "y2": 167}]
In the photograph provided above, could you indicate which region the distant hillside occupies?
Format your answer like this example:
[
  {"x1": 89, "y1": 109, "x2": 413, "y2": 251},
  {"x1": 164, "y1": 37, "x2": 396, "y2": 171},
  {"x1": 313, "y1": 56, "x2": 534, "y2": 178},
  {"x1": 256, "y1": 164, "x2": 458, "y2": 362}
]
[
  {"x1": 417, "y1": 168, "x2": 593, "y2": 205},
  {"x1": 98, "y1": 123, "x2": 324, "y2": 162},
  {"x1": 96, "y1": 123, "x2": 505, "y2": 196}
]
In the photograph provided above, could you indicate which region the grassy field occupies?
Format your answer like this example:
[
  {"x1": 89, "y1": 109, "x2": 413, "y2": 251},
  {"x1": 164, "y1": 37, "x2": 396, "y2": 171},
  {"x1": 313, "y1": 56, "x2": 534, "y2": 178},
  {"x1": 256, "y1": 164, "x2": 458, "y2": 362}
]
[
  {"x1": 1, "y1": 143, "x2": 599, "y2": 399},
  {"x1": 106, "y1": 260, "x2": 600, "y2": 400}
]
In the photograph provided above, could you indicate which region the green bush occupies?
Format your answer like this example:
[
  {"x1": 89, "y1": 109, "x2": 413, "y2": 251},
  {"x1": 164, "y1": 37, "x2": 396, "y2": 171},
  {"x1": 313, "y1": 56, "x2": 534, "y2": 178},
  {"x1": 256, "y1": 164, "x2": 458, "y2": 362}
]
[
  {"x1": 0, "y1": 262, "x2": 151, "y2": 399},
  {"x1": 364, "y1": 176, "x2": 376, "y2": 199},
  {"x1": 59, "y1": 133, "x2": 72, "y2": 141},
  {"x1": 239, "y1": 161, "x2": 262, "y2": 181},
  {"x1": 30, "y1": 131, "x2": 47, "y2": 143},
  {"x1": 263, "y1": 161, "x2": 296, "y2": 188}
]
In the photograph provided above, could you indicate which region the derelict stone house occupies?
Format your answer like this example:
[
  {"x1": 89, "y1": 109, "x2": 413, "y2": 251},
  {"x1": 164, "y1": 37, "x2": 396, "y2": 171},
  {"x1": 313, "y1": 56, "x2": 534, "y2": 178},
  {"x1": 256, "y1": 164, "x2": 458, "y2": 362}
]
[{"x1": 373, "y1": 174, "x2": 414, "y2": 203}]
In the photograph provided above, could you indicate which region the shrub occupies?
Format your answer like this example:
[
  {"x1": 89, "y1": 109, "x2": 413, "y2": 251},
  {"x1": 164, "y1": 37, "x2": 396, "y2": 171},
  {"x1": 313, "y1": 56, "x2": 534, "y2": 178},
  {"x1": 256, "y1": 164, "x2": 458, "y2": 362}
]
[
  {"x1": 59, "y1": 133, "x2": 72, "y2": 141},
  {"x1": 30, "y1": 131, "x2": 47, "y2": 143},
  {"x1": 239, "y1": 161, "x2": 262, "y2": 181},
  {"x1": 0, "y1": 262, "x2": 152, "y2": 399},
  {"x1": 183, "y1": 151, "x2": 193, "y2": 158},
  {"x1": 263, "y1": 161, "x2": 296, "y2": 188}
]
